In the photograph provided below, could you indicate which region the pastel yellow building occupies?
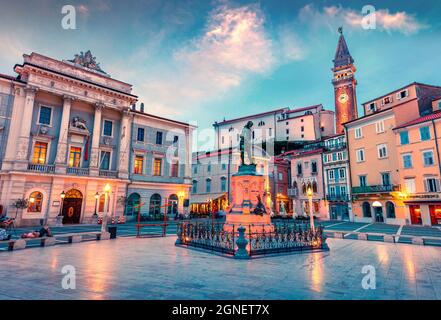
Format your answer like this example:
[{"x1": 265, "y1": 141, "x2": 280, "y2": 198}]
[
  {"x1": 345, "y1": 83, "x2": 441, "y2": 225},
  {"x1": 394, "y1": 111, "x2": 441, "y2": 226}
]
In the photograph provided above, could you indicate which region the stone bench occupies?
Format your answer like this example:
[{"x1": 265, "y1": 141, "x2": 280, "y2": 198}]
[
  {"x1": 383, "y1": 235, "x2": 395, "y2": 243},
  {"x1": 54, "y1": 232, "x2": 103, "y2": 243},
  {"x1": 411, "y1": 237, "x2": 425, "y2": 245},
  {"x1": 40, "y1": 237, "x2": 56, "y2": 247},
  {"x1": 333, "y1": 232, "x2": 345, "y2": 239},
  {"x1": 357, "y1": 233, "x2": 368, "y2": 241}
]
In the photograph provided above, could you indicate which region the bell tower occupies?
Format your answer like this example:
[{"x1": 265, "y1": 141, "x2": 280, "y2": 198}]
[{"x1": 333, "y1": 27, "x2": 358, "y2": 133}]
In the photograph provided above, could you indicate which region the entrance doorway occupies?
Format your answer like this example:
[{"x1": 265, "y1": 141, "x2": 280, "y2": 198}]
[
  {"x1": 409, "y1": 205, "x2": 422, "y2": 225},
  {"x1": 62, "y1": 189, "x2": 83, "y2": 224},
  {"x1": 429, "y1": 205, "x2": 441, "y2": 226},
  {"x1": 374, "y1": 207, "x2": 384, "y2": 223},
  {"x1": 168, "y1": 194, "x2": 179, "y2": 217}
]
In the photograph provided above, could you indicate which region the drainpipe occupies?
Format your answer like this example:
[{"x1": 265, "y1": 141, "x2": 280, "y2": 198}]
[
  {"x1": 345, "y1": 126, "x2": 355, "y2": 222},
  {"x1": 433, "y1": 119, "x2": 441, "y2": 179}
]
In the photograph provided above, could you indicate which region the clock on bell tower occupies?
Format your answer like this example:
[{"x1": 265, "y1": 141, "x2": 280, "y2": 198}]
[{"x1": 332, "y1": 27, "x2": 358, "y2": 133}]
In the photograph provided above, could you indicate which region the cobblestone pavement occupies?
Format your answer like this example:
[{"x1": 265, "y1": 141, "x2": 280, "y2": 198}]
[{"x1": 1, "y1": 237, "x2": 440, "y2": 300}]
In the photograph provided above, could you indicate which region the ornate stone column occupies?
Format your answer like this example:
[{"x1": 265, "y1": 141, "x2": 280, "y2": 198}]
[
  {"x1": 117, "y1": 108, "x2": 132, "y2": 179},
  {"x1": 55, "y1": 95, "x2": 74, "y2": 174},
  {"x1": 14, "y1": 86, "x2": 38, "y2": 170},
  {"x1": 2, "y1": 85, "x2": 25, "y2": 171},
  {"x1": 89, "y1": 102, "x2": 103, "y2": 176}
]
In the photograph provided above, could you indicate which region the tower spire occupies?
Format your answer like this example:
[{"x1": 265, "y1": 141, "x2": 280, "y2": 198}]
[
  {"x1": 333, "y1": 27, "x2": 354, "y2": 69},
  {"x1": 332, "y1": 28, "x2": 358, "y2": 133}
]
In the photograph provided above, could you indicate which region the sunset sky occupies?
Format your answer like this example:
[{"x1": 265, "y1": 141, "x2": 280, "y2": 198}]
[{"x1": 1, "y1": 0, "x2": 440, "y2": 131}]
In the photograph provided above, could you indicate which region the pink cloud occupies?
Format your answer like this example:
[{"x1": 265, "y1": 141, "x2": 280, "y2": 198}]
[{"x1": 300, "y1": 4, "x2": 426, "y2": 35}]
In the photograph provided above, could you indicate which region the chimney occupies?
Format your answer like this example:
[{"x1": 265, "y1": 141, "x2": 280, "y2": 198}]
[{"x1": 140, "y1": 103, "x2": 145, "y2": 113}]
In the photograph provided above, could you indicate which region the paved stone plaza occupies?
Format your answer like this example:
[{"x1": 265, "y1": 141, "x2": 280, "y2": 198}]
[{"x1": 1, "y1": 237, "x2": 441, "y2": 300}]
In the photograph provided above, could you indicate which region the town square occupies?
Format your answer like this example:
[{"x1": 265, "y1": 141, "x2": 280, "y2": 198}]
[{"x1": 0, "y1": 0, "x2": 441, "y2": 306}]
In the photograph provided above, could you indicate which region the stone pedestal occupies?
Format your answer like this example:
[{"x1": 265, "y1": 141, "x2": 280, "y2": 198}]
[{"x1": 224, "y1": 164, "x2": 274, "y2": 233}]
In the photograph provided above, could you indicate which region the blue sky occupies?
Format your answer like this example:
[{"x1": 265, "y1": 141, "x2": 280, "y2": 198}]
[{"x1": 0, "y1": 0, "x2": 440, "y2": 131}]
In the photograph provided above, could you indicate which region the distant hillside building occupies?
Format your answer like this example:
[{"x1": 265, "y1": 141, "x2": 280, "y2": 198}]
[{"x1": 213, "y1": 104, "x2": 334, "y2": 153}]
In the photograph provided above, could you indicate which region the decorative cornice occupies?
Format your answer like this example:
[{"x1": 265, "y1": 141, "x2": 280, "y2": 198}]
[
  {"x1": 63, "y1": 94, "x2": 76, "y2": 102},
  {"x1": 24, "y1": 85, "x2": 38, "y2": 94},
  {"x1": 95, "y1": 102, "x2": 106, "y2": 110}
]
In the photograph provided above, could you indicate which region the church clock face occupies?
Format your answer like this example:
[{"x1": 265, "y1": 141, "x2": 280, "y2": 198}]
[{"x1": 338, "y1": 92, "x2": 349, "y2": 104}]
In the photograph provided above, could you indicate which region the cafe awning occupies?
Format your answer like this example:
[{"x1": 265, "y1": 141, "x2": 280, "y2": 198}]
[{"x1": 190, "y1": 193, "x2": 227, "y2": 204}]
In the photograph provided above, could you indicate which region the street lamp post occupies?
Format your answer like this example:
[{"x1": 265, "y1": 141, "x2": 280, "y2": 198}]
[
  {"x1": 93, "y1": 192, "x2": 99, "y2": 217},
  {"x1": 209, "y1": 198, "x2": 214, "y2": 230},
  {"x1": 101, "y1": 184, "x2": 111, "y2": 233},
  {"x1": 56, "y1": 191, "x2": 66, "y2": 226},
  {"x1": 307, "y1": 187, "x2": 315, "y2": 232}
]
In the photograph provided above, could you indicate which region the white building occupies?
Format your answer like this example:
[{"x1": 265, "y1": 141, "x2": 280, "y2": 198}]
[
  {"x1": 190, "y1": 148, "x2": 270, "y2": 215},
  {"x1": 213, "y1": 105, "x2": 335, "y2": 151}
]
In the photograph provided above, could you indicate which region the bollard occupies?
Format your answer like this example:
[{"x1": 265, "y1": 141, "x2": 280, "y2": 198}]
[{"x1": 235, "y1": 226, "x2": 249, "y2": 259}]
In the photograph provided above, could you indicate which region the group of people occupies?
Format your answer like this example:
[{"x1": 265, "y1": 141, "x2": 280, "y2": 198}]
[
  {"x1": 0, "y1": 212, "x2": 53, "y2": 240},
  {"x1": 0, "y1": 214, "x2": 13, "y2": 241}
]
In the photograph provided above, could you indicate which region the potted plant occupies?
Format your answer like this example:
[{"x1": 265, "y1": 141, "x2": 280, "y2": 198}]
[{"x1": 12, "y1": 198, "x2": 29, "y2": 223}]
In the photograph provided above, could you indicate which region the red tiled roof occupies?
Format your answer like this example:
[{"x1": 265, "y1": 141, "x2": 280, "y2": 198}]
[
  {"x1": 322, "y1": 133, "x2": 344, "y2": 139},
  {"x1": 214, "y1": 108, "x2": 287, "y2": 126},
  {"x1": 284, "y1": 104, "x2": 322, "y2": 114},
  {"x1": 280, "y1": 148, "x2": 323, "y2": 158},
  {"x1": 394, "y1": 111, "x2": 441, "y2": 130}
]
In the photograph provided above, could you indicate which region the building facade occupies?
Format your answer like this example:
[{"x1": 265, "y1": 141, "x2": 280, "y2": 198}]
[
  {"x1": 0, "y1": 52, "x2": 136, "y2": 226},
  {"x1": 0, "y1": 52, "x2": 194, "y2": 226},
  {"x1": 287, "y1": 145, "x2": 327, "y2": 219},
  {"x1": 213, "y1": 105, "x2": 334, "y2": 151},
  {"x1": 190, "y1": 148, "x2": 270, "y2": 215},
  {"x1": 268, "y1": 156, "x2": 291, "y2": 215},
  {"x1": 322, "y1": 134, "x2": 352, "y2": 221},
  {"x1": 125, "y1": 109, "x2": 195, "y2": 221},
  {"x1": 345, "y1": 83, "x2": 441, "y2": 225},
  {"x1": 393, "y1": 111, "x2": 441, "y2": 226}
]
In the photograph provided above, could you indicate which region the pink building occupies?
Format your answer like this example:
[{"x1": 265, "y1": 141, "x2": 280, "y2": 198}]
[{"x1": 285, "y1": 145, "x2": 327, "y2": 219}]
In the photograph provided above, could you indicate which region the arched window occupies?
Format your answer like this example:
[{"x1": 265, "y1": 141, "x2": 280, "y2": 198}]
[
  {"x1": 312, "y1": 181, "x2": 318, "y2": 193},
  {"x1": 98, "y1": 194, "x2": 106, "y2": 213},
  {"x1": 386, "y1": 201, "x2": 396, "y2": 218},
  {"x1": 293, "y1": 181, "x2": 298, "y2": 189},
  {"x1": 311, "y1": 161, "x2": 318, "y2": 174},
  {"x1": 28, "y1": 191, "x2": 43, "y2": 213},
  {"x1": 168, "y1": 194, "x2": 178, "y2": 215},
  {"x1": 362, "y1": 202, "x2": 371, "y2": 217},
  {"x1": 192, "y1": 180, "x2": 198, "y2": 194},
  {"x1": 258, "y1": 121, "x2": 265, "y2": 127},
  {"x1": 126, "y1": 193, "x2": 141, "y2": 216},
  {"x1": 302, "y1": 184, "x2": 307, "y2": 195},
  {"x1": 149, "y1": 194, "x2": 162, "y2": 216},
  {"x1": 206, "y1": 179, "x2": 212, "y2": 193},
  {"x1": 220, "y1": 177, "x2": 227, "y2": 192}
]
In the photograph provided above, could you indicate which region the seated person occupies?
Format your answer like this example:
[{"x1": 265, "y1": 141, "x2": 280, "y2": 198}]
[
  {"x1": 21, "y1": 225, "x2": 53, "y2": 239},
  {"x1": 39, "y1": 225, "x2": 53, "y2": 237},
  {"x1": 21, "y1": 231, "x2": 40, "y2": 239}
]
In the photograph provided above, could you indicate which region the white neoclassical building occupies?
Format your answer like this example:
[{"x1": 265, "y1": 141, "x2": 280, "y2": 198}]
[{"x1": 0, "y1": 52, "x2": 194, "y2": 227}]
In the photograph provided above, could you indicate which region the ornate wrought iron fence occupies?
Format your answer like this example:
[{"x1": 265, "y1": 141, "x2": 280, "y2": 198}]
[
  {"x1": 248, "y1": 223, "x2": 325, "y2": 257},
  {"x1": 176, "y1": 221, "x2": 327, "y2": 258}
]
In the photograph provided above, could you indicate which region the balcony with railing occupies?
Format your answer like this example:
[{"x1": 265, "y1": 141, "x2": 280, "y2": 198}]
[
  {"x1": 326, "y1": 194, "x2": 350, "y2": 202},
  {"x1": 324, "y1": 142, "x2": 347, "y2": 151},
  {"x1": 99, "y1": 170, "x2": 118, "y2": 178},
  {"x1": 27, "y1": 163, "x2": 55, "y2": 174},
  {"x1": 67, "y1": 167, "x2": 90, "y2": 176},
  {"x1": 352, "y1": 185, "x2": 400, "y2": 194}
]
